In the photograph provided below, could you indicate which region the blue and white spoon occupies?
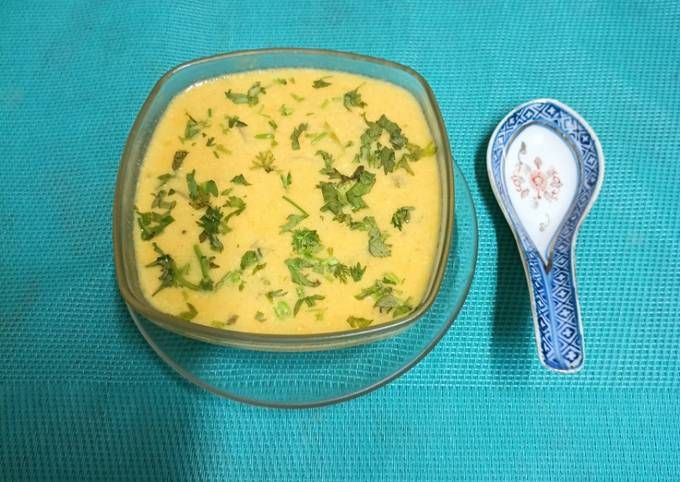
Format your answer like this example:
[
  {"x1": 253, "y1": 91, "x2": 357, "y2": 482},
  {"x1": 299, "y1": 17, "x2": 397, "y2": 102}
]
[{"x1": 487, "y1": 99, "x2": 604, "y2": 373}]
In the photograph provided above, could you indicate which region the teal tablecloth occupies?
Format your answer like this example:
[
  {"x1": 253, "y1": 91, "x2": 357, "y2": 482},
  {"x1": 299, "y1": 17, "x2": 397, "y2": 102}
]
[{"x1": 2, "y1": 0, "x2": 679, "y2": 480}]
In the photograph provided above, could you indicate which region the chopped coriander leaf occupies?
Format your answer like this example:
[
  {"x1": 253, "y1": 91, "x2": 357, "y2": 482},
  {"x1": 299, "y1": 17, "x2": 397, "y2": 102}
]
[
  {"x1": 255, "y1": 133, "x2": 274, "y2": 139},
  {"x1": 312, "y1": 77, "x2": 332, "y2": 88},
  {"x1": 225, "y1": 81, "x2": 266, "y2": 106},
  {"x1": 294, "y1": 294, "x2": 325, "y2": 316},
  {"x1": 223, "y1": 195, "x2": 246, "y2": 223},
  {"x1": 280, "y1": 171, "x2": 292, "y2": 190},
  {"x1": 181, "y1": 112, "x2": 209, "y2": 141},
  {"x1": 290, "y1": 93, "x2": 305, "y2": 102},
  {"x1": 347, "y1": 316, "x2": 373, "y2": 328},
  {"x1": 215, "y1": 270, "x2": 242, "y2": 290},
  {"x1": 285, "y1": 257, "x2": 320, "y2": 287},
  {"x1": 280, "y1": 196, "x2": 309, "y2": 233},
  {"x1": 274, "y1": 301, "x2": 292, "y2": 319},
  {"x1": 364, "y1": 217, "x2": 391, "y2": 257},
  {"x1": 266, "y1": 289, "x2": 287, "y2": 302},
  {"x1": 179, "y1": 302, "x2": 198, "y2": 320},
  {"x1": 186, "y1": 170, "x2": 218, "y2": 209},
  {"x1": 227, "y1": 115, "x2": 248, "y2": 128},
  {"x1": 326, "y1": 260, "x2": 351, "y2": 283},
  {"x1": 343, "y1": 86, "x2": 366, "y2": 110},
  {"x1": 316, "y1": 150, "x2": 336, "y2": 176},
  {"x1": 310, "y1": 132, "x2": 327, "y2": 144},
  {"x1": 151, "y1": 190, "x2": 176, "y2": 210},
  {"x1": 291, "y1": 229, "x2": 321, "y2": 256},
  {"x1": 255, "y1": 311, "x2": 267, "y2": 322},
  {"x1": 290, "y1": 123, "x2": 308, "y2": 150},
  {"x1": 279, "y1": 104, "x2": 293, "y2": 116},
  {"x1": 268, "y1": 119, "x2": 278, "y2": 130},
  {"x1": 356, "y1": 277, "x2": 412, "y2": 317},
  {"x1": 231, "y1": 174, "x2": 251, "y2": 186},
  {"x1": 146, "y1": 243, "x2": 199, "y2": 295},
  {"x1": 240, "y1": 249, "x2": 263, "y2": 271},
  {"x1": 345, "y1": 168, "x2": 376, "y2": 211},
  {"x1": 252, "y1": 263, "x2": 266, "y2": 274},
  {"x1": 391, "y1": 206, "x2": 414, "y2": 231},
  {"x1": 273, "y1": 78, "x2": 288, "y2": 85},
  {"x1": 136, "y1": 209, "x2": 174, "y2": 240},
  {"x1": 172, "y1": 150, "x2": 188, "y2": 170},
  {"x1": 251, "y1": 150, "x2": 277, "y2": 173},
  {"x1": 193, "y1": 244, "x2": 216, "y2": 291},
  {"x1": 318, "y1": 182, "x2": 345, "y2": 216},
  {"x1": 349, "y1": 262, "x2": 366, "y2": 282},
  {"x1": 197, "y1": 206, "x2": 228, "y2": 252},
  {"x1": 157, "y1": 172, "x2": 175, "y2": 187},
  {"x1": 206, "y1": 137, "x2": 215, "y2": 147},
  {"x1": 318, "y1": 166, "x2": 376, "y2": 220}
]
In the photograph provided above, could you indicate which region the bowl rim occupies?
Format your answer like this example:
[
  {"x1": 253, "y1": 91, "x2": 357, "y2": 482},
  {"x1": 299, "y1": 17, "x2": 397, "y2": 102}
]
[{"x1": 113, "y1": 47, "x2": 455, "y2": 349}]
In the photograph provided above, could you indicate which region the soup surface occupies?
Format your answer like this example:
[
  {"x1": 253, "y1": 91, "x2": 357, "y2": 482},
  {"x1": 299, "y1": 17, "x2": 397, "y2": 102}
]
[{"x1": 134, "y1": 68, "x2": 441, "y2": 334}]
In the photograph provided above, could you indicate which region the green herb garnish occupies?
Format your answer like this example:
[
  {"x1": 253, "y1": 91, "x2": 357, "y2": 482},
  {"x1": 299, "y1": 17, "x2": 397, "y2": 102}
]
[
  {"x1": 319, "y1": 166, "x2": 375, "y2": 216},
  {"x1": 255, "y1": 311, "x2": 267, "y2": 322},
  {"x1": 193, "y1": 244, "x2": 216, "y2": 291},
  {"x1": 391, "y1": 206, "x2": 414, "y2": 231},
  {"x1": 180, "y1": 112, "x2": 209, "y2": 142},
  {"x1": 355, "y1": 115, "x2": 435, "y2": 174},
  {"x1": 343, "y1": 86, "x2": 366, "y2": 110},
  {"x1": 157, "y1": 173, "x2": 175, "y2": 187},
  {"x1": 150, "y1": 190, "x2": 176, "y2": 211},
  {"x1": 197, "y1": 206, "x2": 226, "y2": 252},
  {"x1": 290, "y1": 93, "x2": 305, "y2": 102},
  {"x1": 225, "y1": 81, "x2": 266, "y2": 106},
  {"x1": 231, "y1": 174, "x2": 251, "y2": 186},
  {"x1": 280, "y1": 196, "x2": 309, "y2": 233},
  {"x1": 285, "y1": 257, "x2": 320, "y2": 287},
  {"x1": 172, "y1": 150, "x2": 188, "y2": 170},
  {"x1": 356, "y1": 276, "x2": 412, "y2": 317},
  {"x1": 274, "y1": 301, "x2": 292, "y2": 319},
  {"x1": 280, "y1": 171, "x2": 292, "y2": 190},
  {"x1": 215, "y1": 270, "x2": 242, "y2": 290},
  {"x1": 136, "y1": 209, "x2": 174, "y2": 241},
  {"x1": 240, "y1": 249, "x2": 264, "y2": 273},
  {"x1": 357, "y1": 216, "x2": 391, "y2": 257},
  {"x1": 223, "y1": 195, "x2": 246, "y2": 223},
  {"x1": 279, "y1": 104, "x2": 293, "y2": 116},
  {"x1": 273, "y1": 78, "x2": 288, "y2": 85},
  {"x1": 266, "y1": 289, "x2": 287, "y2": 302},
  {"x1": 347, "y1": 316, "x2": 373, "y2": 328},
  {"x1": 146, "y1": 243, "x2": 198, "y2": 295},
  {"x1": 251, "y1": 150, "x2": 277, "y2": 173},
  {"x1": 186, "y1": 170, "x2": 218, "y2": 209},
  {"x1": 349, "y1": 263, "x2": 366, "y2": 281},
  {"x1": 227, "y1": 115, "x2": 248, "y2": 128},
  {"x1": 179, "y1": 302, "x2": 198, "y2": 320},
  {"x1": 290, "y1": 123, "x2": 308, "y2": 150},
  {"x1": 294, "y1": 294, "x2": 325, "y2": 315},
  {"x1": 291, "y1": 229, "x2": 321, "y2": 256},
  {"x1": 312, "y1": 77, "x2": 332, "y2": 89}
]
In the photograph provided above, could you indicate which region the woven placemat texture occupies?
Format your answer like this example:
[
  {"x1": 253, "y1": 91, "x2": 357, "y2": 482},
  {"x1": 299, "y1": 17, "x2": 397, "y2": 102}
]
[{"x1": 1, "y1": 0, "x2": 679, "y2": 480}]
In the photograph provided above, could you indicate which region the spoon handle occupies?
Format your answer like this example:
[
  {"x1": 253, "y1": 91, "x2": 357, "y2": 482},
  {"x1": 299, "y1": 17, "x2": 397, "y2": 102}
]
[{"x1": 525, "y1": 245, "x2": 584, "y2": 373}]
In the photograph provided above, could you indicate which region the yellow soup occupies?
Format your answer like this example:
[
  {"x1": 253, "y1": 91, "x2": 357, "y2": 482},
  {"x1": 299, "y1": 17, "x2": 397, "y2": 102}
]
[{"x1": 134, "y1": 68, "x2": 441, "y2": 334}]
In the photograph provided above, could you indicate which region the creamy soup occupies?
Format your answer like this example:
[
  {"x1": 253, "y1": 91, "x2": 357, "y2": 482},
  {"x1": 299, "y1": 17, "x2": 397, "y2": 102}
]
[{"x1": 134, "y1": 68, "x2": 441, "y2": 334}]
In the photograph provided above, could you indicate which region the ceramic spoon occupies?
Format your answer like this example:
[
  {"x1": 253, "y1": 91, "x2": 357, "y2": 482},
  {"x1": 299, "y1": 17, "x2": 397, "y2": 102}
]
[{"x1": 487, "y1": 99, "x2": 604, "y2": 373}]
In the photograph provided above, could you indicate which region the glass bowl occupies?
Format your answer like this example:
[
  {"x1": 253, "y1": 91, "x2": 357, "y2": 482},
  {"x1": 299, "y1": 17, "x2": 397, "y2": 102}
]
[
  {"x1": 114, "y1": 49, "x2": 456, "y2": 351},
  {"x1": 128, "y1": 160, "x2": 477, "y2": 407}
]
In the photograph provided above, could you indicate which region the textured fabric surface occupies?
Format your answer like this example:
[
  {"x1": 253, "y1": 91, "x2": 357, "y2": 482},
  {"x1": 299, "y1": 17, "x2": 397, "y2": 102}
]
[{"x1": 2, "y1": 0, "x2": 679, "y2": 480}]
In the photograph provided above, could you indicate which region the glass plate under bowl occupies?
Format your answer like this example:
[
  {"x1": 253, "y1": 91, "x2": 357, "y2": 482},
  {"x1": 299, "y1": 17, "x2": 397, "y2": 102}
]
[{"x1": 128, "y1": 162, "x2": 477, "y2": 408}]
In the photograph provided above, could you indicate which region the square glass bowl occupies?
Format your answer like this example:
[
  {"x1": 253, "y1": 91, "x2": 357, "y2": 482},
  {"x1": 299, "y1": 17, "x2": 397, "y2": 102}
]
[{"x1": 114, "y1": 49, "x2": 454, "y2": 351}]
